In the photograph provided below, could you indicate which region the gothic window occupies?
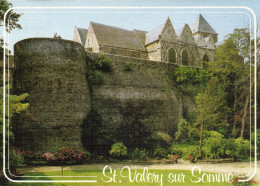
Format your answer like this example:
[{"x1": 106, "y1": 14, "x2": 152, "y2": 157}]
[
  {"x1": 168, "y1": 48, "x2": 176, "y2": 63},
  {"x1": 182, "y1": 50, "x2": 189, "y2": 66},
  {"x1": 203, "y1": 55, "x2": 209, "y2": 62},
  {"x1": 203, "y1": 54, "x2": 209, "y2": 68}
]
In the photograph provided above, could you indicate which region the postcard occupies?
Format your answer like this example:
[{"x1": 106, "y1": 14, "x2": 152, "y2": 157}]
[{"x1": 0, "y1": 0, "x2": 259, "y2": 185}]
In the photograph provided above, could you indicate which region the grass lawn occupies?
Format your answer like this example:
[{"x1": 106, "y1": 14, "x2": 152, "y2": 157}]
[{"x1": 9, "y1": 168, "x2": 233, "y2": 186}]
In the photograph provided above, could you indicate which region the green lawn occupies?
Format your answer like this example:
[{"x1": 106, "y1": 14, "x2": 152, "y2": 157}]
[{"x1": 9, "y1": 168, "x2": 233, "y2": 186}]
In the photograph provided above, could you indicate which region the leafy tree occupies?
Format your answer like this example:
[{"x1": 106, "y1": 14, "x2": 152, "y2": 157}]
[
  {"x1": 208, "y1": 28, "x2": 253, "y2": 138},
  {"x1": 0, "y1": 0, "x2": 22, "y2": 58},
  {"x1": 0, "y1": 86, "x2": 29, "y2": 167},
  {"x1": 194, "y1": 77, "x2": 230, "y2": 157}
]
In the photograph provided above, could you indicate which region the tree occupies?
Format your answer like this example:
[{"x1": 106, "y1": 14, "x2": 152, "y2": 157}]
[
  {"x1": 207, "y1": 28, "x2": 253, "y2": 138},
  {"x1": 0, "y1": 0, "x2": 21, "y2": 58},
  {"x1": 0, "y1": 86, "x2": 29, "y2": 168},
  {"x1": 194, "y1": 77, "x2": 230, "y2": 157}
]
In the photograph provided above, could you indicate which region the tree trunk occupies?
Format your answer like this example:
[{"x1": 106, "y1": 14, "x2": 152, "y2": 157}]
[
  {"x1": 199, "y1": 120, "x2": 204, "y2": 158},
  {"x1": 240, "y1": 91, "x2": 250, "y2": 138},
  {"x1": 232, "y1": 78, "x2": 238, "y2": 137}
]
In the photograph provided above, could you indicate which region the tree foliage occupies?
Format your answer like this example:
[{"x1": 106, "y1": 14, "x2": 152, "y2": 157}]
[{"x1": 0, "y1": 0, "x2": 22, "y2": 58}]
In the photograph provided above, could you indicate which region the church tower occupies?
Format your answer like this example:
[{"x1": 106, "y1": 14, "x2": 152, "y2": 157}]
[{"x1": 191, "y1": 14, "x2": 218, "y2": 43}]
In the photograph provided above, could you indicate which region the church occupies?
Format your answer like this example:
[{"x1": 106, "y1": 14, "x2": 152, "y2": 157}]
[{"x1": 73, "y1": 14, "x2": 218, "y2": 68}]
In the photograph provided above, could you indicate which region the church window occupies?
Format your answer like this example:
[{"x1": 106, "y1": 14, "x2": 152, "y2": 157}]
[
  {"x1": 203, "y1": 54, "x2": 209, "y2": 68},
  {"x1": 168, "y1": 48, "x2": 176, "y2": 63},
  {"x1": 182, "y1": 50, "x2": 189, "y2": 65},
  {"x1": 203, "y1": 54, "x2": 209, "y2": 62}
]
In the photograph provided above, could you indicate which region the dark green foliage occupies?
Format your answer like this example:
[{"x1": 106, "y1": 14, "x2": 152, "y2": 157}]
[
  {"x1": 172, "y1": 66, "x2": 207, "y2": 95},
  {"x1": 175, "y1": 119, "x2": 200, "y2": 144},
  {"x1": 82, "y1": 110, "x2": 103, "y2": 156},
  {"x1": 117, "y1": 101, "x2": 153, "y2": 151},
  {"x1": 203, "y1": 131, "x2": 225, "y2": 159},
  {"x1": 153, "y1": 146, "x2": 168, "y2": 158},
  {"x1": 9, "y1": 147, "x2": 24, "y2": 167},
  {"x1": 151, "y1": 131, "x2": 173, "y2": 149},
  {"x1": 87, "y1": 70, "x2": 104, "y2": 85},
  {"x1": 95, "y1": 53, "x2": 113, "y2": 72},
  {"x1": 109, "y1": 142, "x2": 127, "y2": 158},
  {"x1": 124, "y1": 61, "x2": 132, "y2": 71},
  {"x1": 251, "y1": 129, "x2": 260, "y2": 158},
  {"x1": 129, "y1": 148, "x2": 147, "y2": 160}
]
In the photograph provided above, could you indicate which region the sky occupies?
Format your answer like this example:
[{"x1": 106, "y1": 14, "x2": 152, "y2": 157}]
[{"x1": 3, "y1": 0, "x2": 260, "y2": 54}]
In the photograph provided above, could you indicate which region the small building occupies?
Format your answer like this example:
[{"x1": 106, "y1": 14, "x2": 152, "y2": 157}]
[{"x1": 73, "y1": 14, "x2": 217, "y2": 67}]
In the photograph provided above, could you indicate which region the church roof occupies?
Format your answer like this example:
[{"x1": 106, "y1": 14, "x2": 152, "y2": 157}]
[
  {"x1": 133, "y1": 29, "x2": 147, "y2": 47},
  {"x1": 145, "y1": 23, "x2": 165, "y2": 45},
  {"x1": 191, "y1": 14, "x2": 217, "y2": 35},
  {"x1": 90, "y1": 22, "x2": 145, "y2": 50},
  {"x1": 76, "y1": 27, "x2": 88, "y2": 46}
]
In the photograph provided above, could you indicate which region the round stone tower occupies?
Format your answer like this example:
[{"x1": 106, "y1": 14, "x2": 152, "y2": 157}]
[{"x1": 12, "y1": 38, "x2": 91, "y2": 152}]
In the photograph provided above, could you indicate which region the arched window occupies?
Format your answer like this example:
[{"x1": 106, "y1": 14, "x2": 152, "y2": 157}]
[
  {"x1": 168, "y1": 48, "x2": 176, "y2": 63},
  {"x1": 203, "y1": 55, "x2": 209, "y2": 68},
  {"x1": 203, "y1": 55, "x2": 209, "y2": 62},
  {"x1": 182, "y1": 50, "x2": 189, "y2": 66}
]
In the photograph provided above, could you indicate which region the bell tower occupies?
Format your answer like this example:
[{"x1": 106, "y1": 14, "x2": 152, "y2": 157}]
[{"x1": 191, "y1": 14, "x2": 218, "y2": 43}]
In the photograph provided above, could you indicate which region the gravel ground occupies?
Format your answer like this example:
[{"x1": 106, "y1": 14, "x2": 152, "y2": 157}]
[{"x1": 17, "y1": 160, "x2": 260, "y2": 185}]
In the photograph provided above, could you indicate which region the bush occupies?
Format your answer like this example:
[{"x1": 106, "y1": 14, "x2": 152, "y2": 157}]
[
  {"x1": 19, "y1": 149, "x2": 43, "y2": 162},
  {"x1": 130, "y1": 148, "x2": 147, "y2": 160},
  {"x1": 175, "y1": 119, "x2": 199, "y2": 144},
  {"x1": 124, "y1": 61, "x2": 132, "y2": 71},
  {"x1": 109, "y1": 142, "x2": 127, "y2": 158},
  {"x1": 151, "y1": 131, "x2": 173, "y2": 148},
  {"x1": 153, "y1": 146, "x2": 168, "y2": 158},
  {"x1": 203, "y1": 131, "x2": 225, "y2": 159},
  {"x1": 251, "y1": 129, "x2": 260, "y2": 158},
  {"x1": 9, "y1": 148, "x2": 24, "y2": 167},
  {"x1": 234, "y1": 137, "x2": 250, "y2": 160},
  {"x1": 87, "y1": 70, "x2": 104, "y2": 85},
  {"x1": 42, "y1": 148, "x2": 90, "y2": 162},
  {"x1": 95, "y1": 54, "x2": 113, "y2": 72}
]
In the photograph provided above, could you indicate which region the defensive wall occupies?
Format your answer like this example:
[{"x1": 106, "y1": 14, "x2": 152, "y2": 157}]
[{"x1": 11, "y1": 38, "x2": 195, "y2": 152}]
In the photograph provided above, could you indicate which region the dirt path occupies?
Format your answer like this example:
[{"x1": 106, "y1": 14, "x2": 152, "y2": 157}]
[{"x1": 17, "y1": 161, "x2": 260, "y2": 184}]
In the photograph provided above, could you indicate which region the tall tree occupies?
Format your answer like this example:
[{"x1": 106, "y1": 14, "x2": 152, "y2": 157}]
[
  {"x1": 194, "y1": 77, "x2": 230, "y2": 157},
  {"x1": 207, "y1": 28, "x2": 253, "y2": 138},
  {"x1": 0, "y1": 0, "x2": 21, "y2": 58}
]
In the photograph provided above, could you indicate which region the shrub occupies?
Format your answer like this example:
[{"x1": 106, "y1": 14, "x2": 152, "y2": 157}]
[
  {"x1": 42, "y1": 152, "x2": 56, "y2": 161},
  {"x1": 130, "y1": 148, "x2": 147, "y2": 160},
  {"x1": 19, "y1": 149, "x2": 43, "y2": 162},
  {"x1": 251, "y1": 129, "x2": 260, "y2": 158},
  {"x1": 109, "y1": 142, "x2": 127, "y2": 158},
  {"x1": 234, "y1": 137, "x2": 250, "y2": 160},
  {"x1": 203, "y1": 131, "x2": 225, "y2": 159},
  {"x1": 87, "y1": 70, "x2": 104, "y2": 85},
  {"x1": 175, "y1": 119, "x2": 199, "y2": 144},
  {"x1": 9, "y1": 148, "x2": 24, "y2": 167},
  {"x1": 151, "y1": 131, "x2": 173, "y2": 148},
  {"x1": 153, "y1": 146, "x2": 168, "y2": 158},
  {"x1": 42, "y1": 148, "x2": 90, "y2": 162},
  {"x1": 95, "y1": 54, "x2": 113, "y2": 72},
  {"x1": 124, "y1": 61, "x2": 132, "y2": 71}
]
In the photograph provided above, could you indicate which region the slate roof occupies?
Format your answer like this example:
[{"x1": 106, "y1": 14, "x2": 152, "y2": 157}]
[
  {"x1": 76, "y1": 27, "x2": 88, "y2": 46},
  {"x1": 191, "y1": 14, "x2": 217, "y2": 35},
  {"x1": 90, "y1": 22, "x2": 145, "y2": 50},
  {"x1": 145, "y1": 23, "x2": 164, "y2": 45},
  {"x1": 133, "y1": 29, "x2": 147, "y2": 47}
]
